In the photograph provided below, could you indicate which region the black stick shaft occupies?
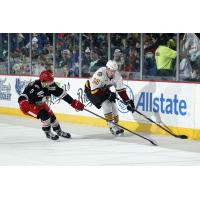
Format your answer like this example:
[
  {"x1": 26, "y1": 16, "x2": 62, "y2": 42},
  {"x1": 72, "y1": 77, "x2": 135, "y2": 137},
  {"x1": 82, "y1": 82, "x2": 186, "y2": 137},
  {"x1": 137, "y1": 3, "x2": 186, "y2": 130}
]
[
  {"x1": 135, "y1": 110, "x2": 178, "y2": 137},
  {"x1": 84, "y1": 108, "x2": 157, "y2": 146}
]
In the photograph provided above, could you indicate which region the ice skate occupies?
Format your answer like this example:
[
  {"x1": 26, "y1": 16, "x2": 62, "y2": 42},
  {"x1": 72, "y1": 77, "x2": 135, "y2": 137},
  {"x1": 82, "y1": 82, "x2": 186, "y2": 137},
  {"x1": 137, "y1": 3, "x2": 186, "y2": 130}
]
[
  {"x1": 110, "y1": 126, "x2": 124, "y2": 136},
  {"x1": 56, "y1": 130, "x2": 71, "y2": 139},
  {"x1": 45, "y1": 131, "x2": 59, "y2": 140},
  {"x1": 108, "y1": 121, "x2": 124, "y2": 136}
]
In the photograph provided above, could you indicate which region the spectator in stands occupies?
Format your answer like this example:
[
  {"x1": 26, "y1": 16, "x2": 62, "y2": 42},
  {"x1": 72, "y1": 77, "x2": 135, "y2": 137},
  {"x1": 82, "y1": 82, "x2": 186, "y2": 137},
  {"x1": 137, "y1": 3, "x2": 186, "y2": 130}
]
[
  {"x1": 182, "y1": 33, "x2": 200, "y2": 80},
  {"x1": 16, "y1": 33, "x2": 25, "y2": 49},
  {"x1": 111, "y1": 34, "x2": 124, "y2": 50},
  {"x1": 82, "y1": 34, "x2": 92, "y2": 50},
  {"x1": 44, "y1": 42, "x2": 53, "y2": 64},
  {"x1": 0, "y1": 34, "x2": 8, "y2": 63},
  {"x1": 59, "y1": 49, "x2": 72, "y2": 77},
  {"x1": 179, "y1": 56, "x2": 193, "y2": 80},
  {"x1": 121, "y1": 48, "x2": 137, "y2": 79},
  {"x1": 70, "y1": 47, "x2": 80, "y2": 77},
  {"x1": 12, "y1": 59, "x2": 25, "y2": 74},
  {"x1": 12, "y1": 63, "x2": 21, "y2": 74},
  {"x1": 143, "y1": 37, "x2": 157, "y2": 76},
  {"x1": 113, "y1": 49, "x2": 125, "y2": 71},
  {"x1": 38, "y1": 33, "x2": 50, "y2": 49},
  {"x1": 89, "y1": 48, "x2": 106, "y2": 75},
  {"x1": 155, "y1": 39, "x2": 177, "y2": 77},
  {"x1": 55, "y1": 42, "x2": 63, "y2": 64},
  {"x1": 82, "y1": 47, "x2": 91, "y2": 77}
]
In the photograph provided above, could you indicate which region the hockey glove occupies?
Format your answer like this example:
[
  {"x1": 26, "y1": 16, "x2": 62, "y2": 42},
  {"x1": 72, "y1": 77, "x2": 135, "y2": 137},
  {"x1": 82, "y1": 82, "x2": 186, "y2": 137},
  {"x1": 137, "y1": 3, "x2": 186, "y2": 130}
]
[
  {"x1": 19, "y1": 99, "x2": 30, "y2": 114},
  {"x1": 126, "y1": 100, "x2": 135, "y2": 113},
  {"x1": 71, "y1": 99, "x2": 84, "y2": 111},
  {"x1": 107, "y1": 92, "x2": 116, "y2": 102}
]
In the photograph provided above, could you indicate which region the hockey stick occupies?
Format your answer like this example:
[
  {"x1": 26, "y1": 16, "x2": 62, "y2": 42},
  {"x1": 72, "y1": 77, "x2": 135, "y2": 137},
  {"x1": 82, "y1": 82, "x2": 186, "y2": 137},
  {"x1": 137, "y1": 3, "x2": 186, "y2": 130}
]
[
  {"x1": 83, "y1": 108, "x2": 157, "y2": 146},
  {"x1": 117, "y1": 98, "x2": 188, "y2": 139}
]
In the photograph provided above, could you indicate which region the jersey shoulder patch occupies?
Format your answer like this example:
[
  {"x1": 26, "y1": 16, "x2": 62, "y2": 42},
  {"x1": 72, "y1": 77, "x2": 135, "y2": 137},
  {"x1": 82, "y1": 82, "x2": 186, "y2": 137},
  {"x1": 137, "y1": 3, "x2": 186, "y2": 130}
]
[
  {"x1": 49, "y1": 86, "x2": 56, "y2": 91},
  {"x1": 97, "y1": 72, "x2": 102, "y2": 76}
]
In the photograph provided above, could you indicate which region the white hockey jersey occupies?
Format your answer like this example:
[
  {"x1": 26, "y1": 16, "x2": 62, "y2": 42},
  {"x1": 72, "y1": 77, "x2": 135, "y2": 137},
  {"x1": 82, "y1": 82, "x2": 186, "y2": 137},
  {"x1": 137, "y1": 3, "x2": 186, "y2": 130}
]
[{"x1": 88, "y1": 67, "x2": 126, "y2": 95}]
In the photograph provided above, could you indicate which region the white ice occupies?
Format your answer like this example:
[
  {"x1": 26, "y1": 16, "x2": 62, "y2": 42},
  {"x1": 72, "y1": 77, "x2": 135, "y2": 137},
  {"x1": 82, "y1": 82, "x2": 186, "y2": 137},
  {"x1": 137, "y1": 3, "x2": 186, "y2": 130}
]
[{"x1": 0, "y1": 115, "x2": 200, "y2": 165}]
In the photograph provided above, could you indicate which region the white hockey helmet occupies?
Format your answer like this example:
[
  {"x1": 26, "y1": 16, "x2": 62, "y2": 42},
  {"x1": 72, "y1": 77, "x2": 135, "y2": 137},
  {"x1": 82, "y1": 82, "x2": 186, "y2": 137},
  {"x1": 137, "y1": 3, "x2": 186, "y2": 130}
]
[{"x1": 106, "y1": 60, "x2": 118, "y2": 71}]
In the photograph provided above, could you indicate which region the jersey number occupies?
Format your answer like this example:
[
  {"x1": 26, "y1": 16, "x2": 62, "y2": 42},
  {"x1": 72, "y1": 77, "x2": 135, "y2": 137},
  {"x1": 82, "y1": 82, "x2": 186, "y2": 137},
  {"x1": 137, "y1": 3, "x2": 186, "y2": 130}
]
[{"x1": 92, "y1": 78, "x2": 100, "y2": 85}]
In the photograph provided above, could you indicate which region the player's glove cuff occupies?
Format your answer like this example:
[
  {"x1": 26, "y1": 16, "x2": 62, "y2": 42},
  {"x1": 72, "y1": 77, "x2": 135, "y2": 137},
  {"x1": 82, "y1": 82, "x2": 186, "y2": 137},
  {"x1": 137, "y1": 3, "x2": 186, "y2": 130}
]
[{"x1": 126, "y1": 99, "x2": 135, "y2": 113}]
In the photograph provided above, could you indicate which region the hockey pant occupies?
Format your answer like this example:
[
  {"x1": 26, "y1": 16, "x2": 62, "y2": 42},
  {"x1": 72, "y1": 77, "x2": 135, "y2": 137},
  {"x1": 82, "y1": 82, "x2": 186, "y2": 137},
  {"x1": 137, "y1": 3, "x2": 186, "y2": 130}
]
[
  {"x1": 102, "y1": 100, "x2": 119, "y2": 124},
  {"x1": 84, "y1": 87, "x2": 109, "y2": 109},
  {"x1": 20, "y1": 102, "x2": 61, "y2": 133}
]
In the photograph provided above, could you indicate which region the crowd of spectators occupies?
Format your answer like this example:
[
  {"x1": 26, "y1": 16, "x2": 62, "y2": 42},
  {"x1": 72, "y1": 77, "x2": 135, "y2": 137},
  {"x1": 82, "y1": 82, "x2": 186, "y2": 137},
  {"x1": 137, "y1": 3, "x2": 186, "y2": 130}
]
[
  {"x1": 110, "y1": 33, "x2": 177, "y2": 80},
  {"x1": 0, "y1": 33, "x2": 200, "y2": 81},
  {"x1": 54, "y1": 33, "x2": 108, "y2": 77},
  {"x1": 179, "y1": 33, "x2": 200, "y2": 81}
]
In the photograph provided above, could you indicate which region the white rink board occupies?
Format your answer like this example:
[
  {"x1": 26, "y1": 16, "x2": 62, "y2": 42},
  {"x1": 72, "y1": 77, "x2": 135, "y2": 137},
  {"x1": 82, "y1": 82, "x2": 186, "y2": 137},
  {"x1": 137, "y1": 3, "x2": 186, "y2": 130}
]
[{"x1": 0, "y1": 75, "x2": 199, "y2": 130}]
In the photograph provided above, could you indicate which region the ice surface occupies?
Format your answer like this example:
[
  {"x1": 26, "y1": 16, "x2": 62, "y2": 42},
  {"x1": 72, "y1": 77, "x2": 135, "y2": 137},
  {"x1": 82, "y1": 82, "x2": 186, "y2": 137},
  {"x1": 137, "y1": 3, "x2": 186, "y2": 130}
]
[{"x1": 0, "y1": 115, "x2": 200, "y2": 165}]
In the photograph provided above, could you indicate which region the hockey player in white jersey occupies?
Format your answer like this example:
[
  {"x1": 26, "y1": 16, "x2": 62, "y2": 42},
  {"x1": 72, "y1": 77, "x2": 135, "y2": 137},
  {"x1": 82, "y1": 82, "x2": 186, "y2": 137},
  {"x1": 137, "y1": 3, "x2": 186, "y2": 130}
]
[{"x1": 84, "y1": 60, "x2": 135, "y2": 136}]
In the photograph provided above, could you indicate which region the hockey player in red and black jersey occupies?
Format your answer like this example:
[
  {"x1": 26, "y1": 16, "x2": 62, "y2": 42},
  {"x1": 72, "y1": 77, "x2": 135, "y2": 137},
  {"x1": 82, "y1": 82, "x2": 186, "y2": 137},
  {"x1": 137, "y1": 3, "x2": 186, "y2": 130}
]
[
  {"x1": 84, "y1": 60, "x2": 135, "y2": 136},
  {"x1": 18, "y1": 70, "x2": 85, "y2": 140}
]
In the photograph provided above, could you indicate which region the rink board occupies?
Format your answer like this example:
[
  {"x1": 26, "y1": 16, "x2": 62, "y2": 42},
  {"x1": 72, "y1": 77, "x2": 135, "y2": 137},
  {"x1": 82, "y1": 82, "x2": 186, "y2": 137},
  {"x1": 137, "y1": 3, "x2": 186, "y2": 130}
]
[{"x1": 0, "y1": 75, "x2": 199, "y2": 139}]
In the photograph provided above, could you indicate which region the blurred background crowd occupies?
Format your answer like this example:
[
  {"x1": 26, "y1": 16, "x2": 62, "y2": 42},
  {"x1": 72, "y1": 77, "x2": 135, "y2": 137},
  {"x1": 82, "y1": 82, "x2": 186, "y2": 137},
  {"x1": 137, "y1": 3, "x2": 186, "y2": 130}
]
[{"x1": 0, "y1": 33, "x2": 200, "y2": 82}]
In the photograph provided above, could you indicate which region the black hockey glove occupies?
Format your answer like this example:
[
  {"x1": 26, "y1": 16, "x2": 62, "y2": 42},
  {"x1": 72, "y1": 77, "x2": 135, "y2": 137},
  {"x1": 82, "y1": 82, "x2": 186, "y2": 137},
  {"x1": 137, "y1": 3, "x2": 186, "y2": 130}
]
[
  {"x1": 126, "y1": 99, "x2": 135, "y2": 113},
  {"x1": 107, "y1": 92, "x2": 116, "y2": 102}
]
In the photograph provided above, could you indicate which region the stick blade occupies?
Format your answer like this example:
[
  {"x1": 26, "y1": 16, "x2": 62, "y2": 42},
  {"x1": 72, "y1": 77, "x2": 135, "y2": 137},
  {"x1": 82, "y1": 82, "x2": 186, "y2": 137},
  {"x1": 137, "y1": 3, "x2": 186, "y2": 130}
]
[
  {"x1": 150, "y1": 140, "x2": 158, "y2": 146},
  {"x1": 179, "y1": 135, "x2": 188, "y2": 139}
]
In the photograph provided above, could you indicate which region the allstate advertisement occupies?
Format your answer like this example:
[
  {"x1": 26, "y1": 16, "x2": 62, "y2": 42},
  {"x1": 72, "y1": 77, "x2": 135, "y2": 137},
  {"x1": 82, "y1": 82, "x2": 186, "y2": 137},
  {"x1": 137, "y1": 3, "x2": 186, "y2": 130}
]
[
  {"x1": 117, "y1": 81, "x2": 196, "y2": 129},
  {"x1": 0, "y1": 75, "x2": 199, "y2": 130}
]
